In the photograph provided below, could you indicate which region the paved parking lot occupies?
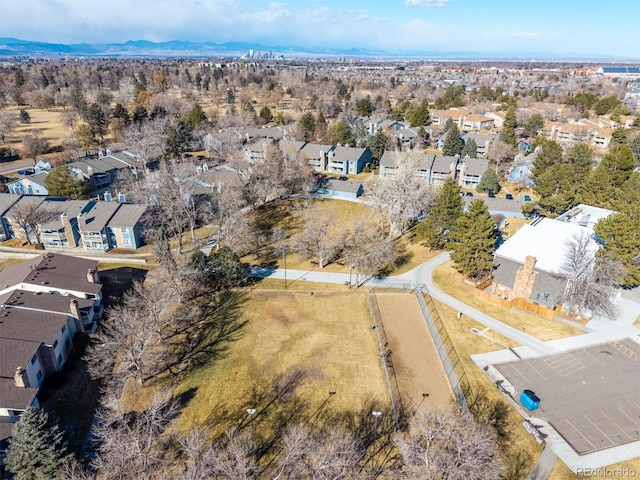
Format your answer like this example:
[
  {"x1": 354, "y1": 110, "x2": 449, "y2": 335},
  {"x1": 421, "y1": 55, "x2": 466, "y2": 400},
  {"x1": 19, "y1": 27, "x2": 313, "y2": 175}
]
[{"x1": 496, "y1": 339, "x2": 640, "y2": 455}]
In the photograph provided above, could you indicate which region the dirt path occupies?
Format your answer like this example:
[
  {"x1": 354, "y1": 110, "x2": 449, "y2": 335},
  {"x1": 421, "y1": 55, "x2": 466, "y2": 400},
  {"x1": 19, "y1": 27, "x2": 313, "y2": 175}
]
[{"x1": 375, "y1": 293, "x2": 454, "y2": 412}]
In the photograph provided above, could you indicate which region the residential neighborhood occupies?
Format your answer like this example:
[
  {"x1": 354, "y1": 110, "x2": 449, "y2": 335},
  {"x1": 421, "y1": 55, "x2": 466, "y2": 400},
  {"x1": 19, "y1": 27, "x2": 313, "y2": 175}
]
[{"x1": 0, "y1": 29, "x2": 639, "y2": 480}]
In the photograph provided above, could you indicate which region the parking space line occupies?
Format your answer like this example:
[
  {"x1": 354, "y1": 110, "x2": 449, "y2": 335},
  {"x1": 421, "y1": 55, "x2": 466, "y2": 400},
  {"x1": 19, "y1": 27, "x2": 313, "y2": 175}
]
[
  {"x1": 565, "y1": 419, "x2": 596, "y2": 450},
  {"x1": 584, "y1": 350, "x2": 607, "y2": 368},
  {"x1": 526, "y1": 362, "x2": 548, "y2": 382},
  {"x1": 584, "y1": 414, "x2": 615, "y2": 446},
  {"x1": 617, "y1": 405, "x2": 639, "y2": 426},
  {"x1": 602, "y1": 412, "x2": 635, "y2": 441},
  {"x1": 556, "y1": 363, "x2": 585, "y2": 377}
]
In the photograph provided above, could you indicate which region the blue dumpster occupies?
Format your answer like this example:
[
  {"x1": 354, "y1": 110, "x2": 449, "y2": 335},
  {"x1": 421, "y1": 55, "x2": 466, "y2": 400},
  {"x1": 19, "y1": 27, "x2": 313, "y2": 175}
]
[{"x1": 520, "y1": 390, "x2": 540, "y2": 411}]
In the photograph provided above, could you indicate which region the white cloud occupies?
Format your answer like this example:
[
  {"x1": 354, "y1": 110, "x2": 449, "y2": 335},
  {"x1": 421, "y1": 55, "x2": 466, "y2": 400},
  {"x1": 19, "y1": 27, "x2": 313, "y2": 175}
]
[{"x1": 403, "y1": 0, "x2": 451, "y2": 7}]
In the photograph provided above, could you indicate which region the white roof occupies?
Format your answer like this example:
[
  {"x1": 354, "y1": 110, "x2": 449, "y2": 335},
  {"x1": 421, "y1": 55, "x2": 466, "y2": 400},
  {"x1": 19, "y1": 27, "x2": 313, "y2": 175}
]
[
  {"x1": 555, "y1": 204, "x2": 614, "y2": 230},
  {"x1": 495, "y1": 218, "x2": 599, "y2": 274}
]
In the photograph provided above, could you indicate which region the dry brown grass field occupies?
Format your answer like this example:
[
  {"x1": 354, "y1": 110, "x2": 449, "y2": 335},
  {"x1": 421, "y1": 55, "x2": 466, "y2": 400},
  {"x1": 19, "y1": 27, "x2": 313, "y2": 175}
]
[
  {"x1": 432, "y1": 260, "x2": 585, "y2": 341},
  {"x1": 171, "y1": 289, "x2": 388, "y2": 436},
  {"x1": 242, "y1": 198, "x2": 438, "y2": 275},
  {"x1": 5, "y1": 106, "x2": 71, "y2": 152}
]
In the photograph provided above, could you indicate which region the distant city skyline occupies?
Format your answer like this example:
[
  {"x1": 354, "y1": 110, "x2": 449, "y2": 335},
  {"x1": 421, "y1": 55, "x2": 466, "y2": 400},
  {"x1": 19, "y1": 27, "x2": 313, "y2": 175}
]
[{"x1": 3, "y1": 0, "x2": 639, "y2": 59}]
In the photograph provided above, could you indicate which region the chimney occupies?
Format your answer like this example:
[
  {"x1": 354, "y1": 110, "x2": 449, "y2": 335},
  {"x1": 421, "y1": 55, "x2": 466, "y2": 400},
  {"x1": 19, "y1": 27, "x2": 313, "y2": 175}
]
[
  {"x1": 60, "y1": 212, "x2": 77, "y2": 248},
  {"x1": 14, "y1": 366, "x2": 30, "y2": 388},
  {"x1": 78, "y1": 213, "x2": 87, "y2": 229},
  {"x1": 87, "y1": 269, "x2": 96, "y2": 283},
  {"x1": 70, "y1": 299, "x2": 85, "y2": 333}
]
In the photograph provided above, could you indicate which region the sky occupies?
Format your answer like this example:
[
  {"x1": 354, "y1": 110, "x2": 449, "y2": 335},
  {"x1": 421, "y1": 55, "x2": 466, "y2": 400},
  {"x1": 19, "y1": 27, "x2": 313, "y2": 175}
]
[{"x1": 2, "y1": 0, "x2": 639, "y2": 58}]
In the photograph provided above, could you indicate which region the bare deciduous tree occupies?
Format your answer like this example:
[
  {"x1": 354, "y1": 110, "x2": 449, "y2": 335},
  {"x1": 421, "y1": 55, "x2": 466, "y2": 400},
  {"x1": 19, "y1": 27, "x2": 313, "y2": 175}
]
[
  {"x1": 86, "y1": 280, "x2": 177, "y2": 385},
  {"x1": 348, "y1": 217, "x2": 396, "y2": 285},
  {"x1": 486, "y1": 137, "x2": 515, "y2": 178},
  {"x1": 8, "y1": 200, "x2": 54, "y2": 244},
  {"x1": 91, "y1": 393, "x2": 179, "y2": 480},
  {"x1": 121, "y1": 117, "x2": 168, "y2": 176},
  {"x1": 273, "y1": 424, "x2": 364, "y2": 480},
  {"x1": 21, "y1": 129, "x2": 49, "y2": 163},
  {"x1": 560, "y1": 233, "x2": 623, "y2": 319},
  {"x1": 0, "y1": 108, "x2": 16, "y2": 143},
  {"x1": 295, "y1": 204, "x2": 340, "y2": 269},
  {"x1": 398, "y1": 408, "x2": 502, "y2": 480},
  {"x1": 368, "y1": 150, "x2": 435, "y2": 238}
]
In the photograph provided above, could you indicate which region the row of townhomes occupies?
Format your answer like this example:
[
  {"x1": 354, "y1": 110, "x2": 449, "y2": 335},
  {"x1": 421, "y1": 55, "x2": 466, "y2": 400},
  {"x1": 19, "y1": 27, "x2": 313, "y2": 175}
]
[
  {"x1": 8, "y1": 150, "x2": 138, "y2": 198},
  {"x1": 0, "y1": 254, "x2": 103, "y2": 444},
  {"x1": 490, "y1": 204, "x2": 614, "y2": 311},
  {"x1": 540, "y1": 115, "x2": 636, "y2": 149},
  {"x1": 0, "y1": 194, "x2": 147, "y2": 252},
  {"x1": 243, "y1": 137, "x2": 372, "y2": 175},
  {"x1": 379, "y1": 151, "x2": 489, "y2": 188}
]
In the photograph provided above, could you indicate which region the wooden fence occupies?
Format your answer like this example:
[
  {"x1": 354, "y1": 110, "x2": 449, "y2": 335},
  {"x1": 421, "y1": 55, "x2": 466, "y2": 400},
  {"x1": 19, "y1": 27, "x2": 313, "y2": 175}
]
[{"x1": 474, "y1": 288, "x2": 559, "y2": 320}]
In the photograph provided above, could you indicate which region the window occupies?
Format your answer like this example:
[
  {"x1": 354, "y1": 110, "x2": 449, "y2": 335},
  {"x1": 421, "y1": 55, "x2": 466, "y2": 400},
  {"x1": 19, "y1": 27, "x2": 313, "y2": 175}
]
[
  {"x1": 53, "y1": 339, "x2": 58, "y2": 348},
  {"x1": 61, "y1": 324, "x2": 66, "y2": 333},
  {"x1": 36, "y1": 370, "x2": 42, "y2": 381},
  {"x1": 31, "y1": 354, "x2": 37, "y2": 365},
  {"x1": 57, "y1": 353, "x2": 63, "y2": 365}
]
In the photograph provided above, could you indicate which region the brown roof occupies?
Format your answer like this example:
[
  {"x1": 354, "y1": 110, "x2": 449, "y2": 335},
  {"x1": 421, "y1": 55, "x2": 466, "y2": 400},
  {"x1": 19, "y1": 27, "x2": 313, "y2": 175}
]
[
  {"x1": 0, "y1": 306, "x2": 69, "y2": 345},
  {"x1": 0, "y1": 253, "x2": 101, "y2": 296},
  {"x1": 3, "y1": 289, "x2": 95, "y2": 315},
  {"x1": 0, "y1": 377, "x2": 37, "y2": 420},
  {"x1": 0, "y1": 338, "x2": 41, "y2": 378}
]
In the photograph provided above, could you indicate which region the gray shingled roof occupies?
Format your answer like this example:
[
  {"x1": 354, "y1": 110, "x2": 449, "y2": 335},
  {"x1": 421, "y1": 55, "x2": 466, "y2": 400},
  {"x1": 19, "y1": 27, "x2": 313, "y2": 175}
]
[
  {"x1": 321, "y1": 178, "x2": 363, "y2": 194},
  {"x1": 79, "y1": 200, "x2": 120, "y2": 233},
  {"x1": 300, "y1": 143, "x2": 334, "y2": 159},
  {"x1": 0, "y1": 193, "x2": 21, "y2": 215},
  {"x1": 431, "y1": 155, "x2": 457, "y2": 174},
  {"x1": 8, "y1": 171, "x2": 49, "y2": 189},
  {"x1": 38, "y1": 199, "x2": 91, "y2": 230},
  {"x1": 279, "y1": 140, "x2": 305, "y2": 158},
  {"x1": 462, "y1": 157, "x2": 489, "y2": 176},
  {"x1": 4, "y1": 195, "x2": 46, "y2": 220},
  {"x1": 108, "y1": 204, "x2": 147, "y2": 229},
  {"x1": 380, "y1": 151, "x2": 433, "y2": 170},
  {"x1": 331, "y1": 146, "x2": 366, "y2": 162}
]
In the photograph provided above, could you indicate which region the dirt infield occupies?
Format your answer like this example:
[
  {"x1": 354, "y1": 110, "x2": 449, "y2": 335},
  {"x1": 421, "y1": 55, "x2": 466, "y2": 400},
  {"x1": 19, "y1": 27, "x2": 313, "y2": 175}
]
[{"x1": 375, "y1": 292, "x2": 454, "y2": 412}]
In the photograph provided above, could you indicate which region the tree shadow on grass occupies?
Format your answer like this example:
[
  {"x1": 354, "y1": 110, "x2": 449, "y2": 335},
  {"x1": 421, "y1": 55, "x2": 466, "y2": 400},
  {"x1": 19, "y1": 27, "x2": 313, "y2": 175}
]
[{"x1": 162, "y1": 290, "x2": 250, "y2": 382}]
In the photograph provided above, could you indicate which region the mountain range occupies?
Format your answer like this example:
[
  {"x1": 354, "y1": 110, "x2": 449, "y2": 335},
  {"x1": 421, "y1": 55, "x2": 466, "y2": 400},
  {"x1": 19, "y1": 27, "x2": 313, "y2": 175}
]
[
  {"x1": 0, "y1": 37, "x2": 390, "y2": 59},
  {"x1": 0, "y1": 37, "x2": 633, "y2": 61}
]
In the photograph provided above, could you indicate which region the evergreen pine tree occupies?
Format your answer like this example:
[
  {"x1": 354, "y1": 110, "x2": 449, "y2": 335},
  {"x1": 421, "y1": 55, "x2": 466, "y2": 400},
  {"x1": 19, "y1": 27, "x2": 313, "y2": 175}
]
[
  {"x1": 530, "y1": 139, "x2": 563, "y2": 184},
  {"x1": 501, "y1": 106, "x2": 517, "y2": 146},
  {"x1": 595, "y1": 212, "x2": 640, "y2": 287},
  {"x1": 564, "y1": 143, "x2": 593, "y2": 183},
  {"x1": 461, "y1": 138, "x2": 478, "y2": 158},
  {"x1": 579, "y1": 164, "x2": 614, "y2": 208},
  {"x1": 600, "y1": 144, "x2": 636, "y2": 188},
  {"x1": 477, "y1": 167, "x2": 500, "y2": 193},
  {"x1": 442, "y1": 124, "x2": 463, "y2": 156},
  {"x1": 405, "y1": 99, "x2": 431, "y2": 127},
  {"x1": 449, "y1": 199, "x2": 496, "y2": 279},
  {"x1": 6, "y1": 407, "x2": 72, "y2": 480},
  {"x1": 416, "y1": 178, "x2": 464, "y2": 250},
  {"x1": 44, "y1": 165, "x2": 90, "y2": 199}
]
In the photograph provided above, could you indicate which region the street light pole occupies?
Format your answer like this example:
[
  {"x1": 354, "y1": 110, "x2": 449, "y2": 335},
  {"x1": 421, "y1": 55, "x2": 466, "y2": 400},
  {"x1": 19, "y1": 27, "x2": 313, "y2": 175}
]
[
  {"x1": 247, "y1": 408, "x2": 256, "y2": 466},
  {"x1": 283, "y1": 244, "x2": 287, "y2": 288},
  {"x1": 371, "y1": 411, "x2": 382, "y2": 477}
]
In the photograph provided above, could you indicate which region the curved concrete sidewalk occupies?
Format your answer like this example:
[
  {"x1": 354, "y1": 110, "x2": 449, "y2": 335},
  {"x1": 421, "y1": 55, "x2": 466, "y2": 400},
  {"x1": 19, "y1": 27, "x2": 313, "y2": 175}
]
[{"x1": 253, "y1": 252, "x2": 557, "y2": 358}]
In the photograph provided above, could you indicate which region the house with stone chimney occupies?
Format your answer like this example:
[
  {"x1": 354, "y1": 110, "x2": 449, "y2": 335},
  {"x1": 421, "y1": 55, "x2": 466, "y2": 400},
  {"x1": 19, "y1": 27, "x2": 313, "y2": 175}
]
[
  {"x1": 0, "y1": 253, "x2": 103, "y2": 443},
  {"x1": 490, "y1": 215, "x2": 608, "y2": 309}
]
